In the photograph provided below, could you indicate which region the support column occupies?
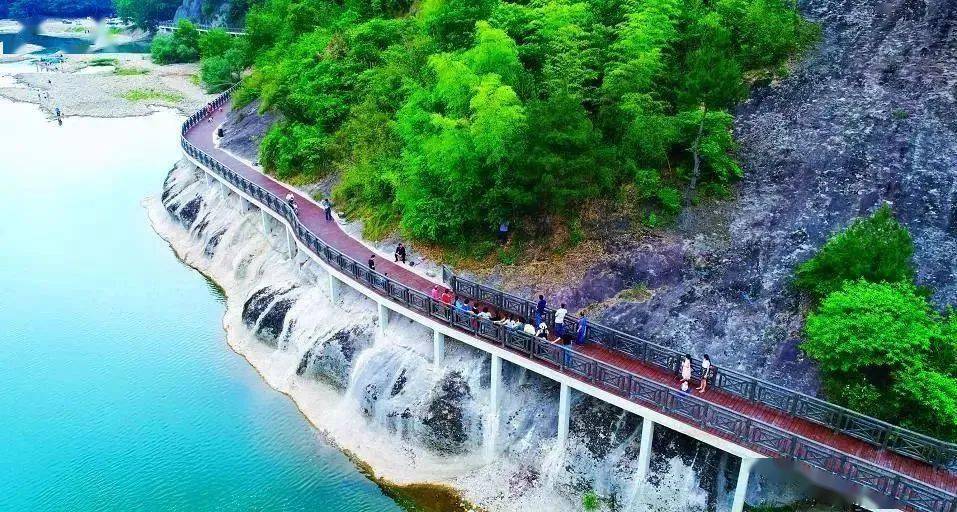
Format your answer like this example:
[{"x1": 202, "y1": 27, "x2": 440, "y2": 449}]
[
  {"x1": 635, "y1": 418, "x2": 655, "y2": 483},
  {"x1": 490, "y1": 355, "x2": 502, "y2": 412},
  {"x1": 260, "y1": 209, "x2": 270, "y2": 235},
  {"x1": 433, "y1": 330, "x2": 446, "y2": 369},
  {"x1": 557, "y1": 382, "x2": 571, "y2": 447},
  {"x1": 285, "y1": 226, "x2": 297, "y2": 258},
  {"x1": 731, "y1": 457, "x2": 756, "y2": 512},
  {"x1": 237, "y1": 194, "x2": 248, "y2": 212},
  {"x1": 378, "y1": 303, "x2": 390, "y2": 335},
  {"x1": 486, "y1": 354, "x2": 502, "y2": 459},
  {"x1": 204, "y1": 172, "x2": 213, "y2": 186},
  {"x1": 328, "y1": 273, "x2": 342, "y2": 303}
]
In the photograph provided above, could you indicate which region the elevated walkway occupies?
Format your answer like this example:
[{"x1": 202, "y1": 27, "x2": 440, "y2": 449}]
[{"x1": 181, "y1": 89, "x2": 957, "y2": 512}]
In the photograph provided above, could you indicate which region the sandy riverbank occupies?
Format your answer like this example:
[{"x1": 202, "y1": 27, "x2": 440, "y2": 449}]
[{"x1": 0, "y1": 53, "x2": 212, "y2": 118}]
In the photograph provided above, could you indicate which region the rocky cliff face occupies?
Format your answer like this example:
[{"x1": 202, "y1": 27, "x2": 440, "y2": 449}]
[
  {"x1": 576, "y1": 0, "x2": 957, "y2": 393},
  {"x1": 174, "y1": 0, "x2": 242, "y2": 27}
]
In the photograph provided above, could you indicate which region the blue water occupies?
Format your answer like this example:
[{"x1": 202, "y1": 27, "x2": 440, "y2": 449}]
[{"x1": 0, "y1": 96, "x2": 402, "y2": 511}]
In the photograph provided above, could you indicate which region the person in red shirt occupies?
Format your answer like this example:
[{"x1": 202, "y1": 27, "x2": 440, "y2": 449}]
[{"x1": 440, "y1": 289, "x2": 453, "y2": 305}]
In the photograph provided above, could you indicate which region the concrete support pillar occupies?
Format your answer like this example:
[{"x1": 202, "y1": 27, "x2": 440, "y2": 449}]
[
  {"x1": 204, "y1": 172, "x2": 213, "y2": 186},
  {"x1": 490, "y1": 355, "x2": 502, "y2": 412},
  {"x1": 237, "y1": 195, "x2": 248, "y2": 212},
  {"x1": 635, "y1": 418, "x2": 655, "y2": 483},
  {"x1": 433, "y1": 330, "x2": 446, "y2": 369},
  {"x1": 285, "y1": 226, "x2": 297, "y2": 258},
  {"x1": 219, "y1": 180, "x2": 227, "y2": 200},
  {"x1": 328, "y1": 273, "x2": 342, "y2": 303},
  {"x1": 486, "y1": 354, "x2": 503, "y2": 459},
  {"x1": 731, "y1": 457, "x2": 757, "y2": 512},
  {"x1": 260, "y1": 209, "x2": 270, "y2": 235},
  {"x1": 378, "y1": 303, "x2": 390, "y2": 335},
  {"x1": 557, "y1": 382, "x2": 571, "y2": 448}
]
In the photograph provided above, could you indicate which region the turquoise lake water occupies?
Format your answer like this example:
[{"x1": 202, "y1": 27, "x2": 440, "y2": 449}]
[{"x1": 0, "y1": 96, "x2": 402, "y2": 511}]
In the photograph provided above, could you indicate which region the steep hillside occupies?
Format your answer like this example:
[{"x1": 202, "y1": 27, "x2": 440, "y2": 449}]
[{"x1": 591, "y1": 0, "x2": 957, "y2": 392}]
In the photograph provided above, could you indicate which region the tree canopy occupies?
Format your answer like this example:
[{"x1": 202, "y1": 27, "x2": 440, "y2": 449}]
[{"x1": 240, "y1": 0, "x2": 817, "y2": 247}]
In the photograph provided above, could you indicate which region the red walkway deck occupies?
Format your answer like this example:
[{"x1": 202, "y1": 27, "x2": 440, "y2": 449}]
[{"x1": 185, "y1": 103, "x2": 957, "y2": 504}]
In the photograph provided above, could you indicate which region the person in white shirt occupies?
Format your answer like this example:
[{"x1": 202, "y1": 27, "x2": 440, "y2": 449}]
[
  {"x1": 697, "y1": 354, "x2": 713, "y2": 393},
  {"x1": 478, "y1": 308, "x2": 492, "y2": 321},
  {"x1": 553, "y1": 304, "x2": 568, "y2": 339},
  {"x1": 523, "y1": 321, "x2": 536, "y2": 336}
]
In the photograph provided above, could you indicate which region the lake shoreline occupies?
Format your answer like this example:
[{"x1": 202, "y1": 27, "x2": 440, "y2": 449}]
[{"x1": 0, "y1": 54, "x2": 211, "y2": 119}]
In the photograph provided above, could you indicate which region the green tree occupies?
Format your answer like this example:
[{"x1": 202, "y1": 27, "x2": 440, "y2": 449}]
[
  {"x1": 794, "y1": 205, "x2": 915, "y2": 300},
  {"x1": 115, "y1": 0, "x2": 180, "y2": 29},
  {"x1": 151, "y1": 20, "x2": 201, "y2": 64}
]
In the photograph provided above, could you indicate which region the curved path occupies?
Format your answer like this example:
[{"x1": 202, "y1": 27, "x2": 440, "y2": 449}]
[{"x1": 184, "y1": 97, "x2": 957, "y2": 512}]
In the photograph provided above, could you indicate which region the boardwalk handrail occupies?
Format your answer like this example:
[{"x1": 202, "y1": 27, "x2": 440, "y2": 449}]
[
  {"x1": 158, "y1": 20, "x2": 246, "y2": 34},
  {"x1": 444, "y1": 273, "x2": 957, "y2": 470},
  {"x1": 181, "y1": 88, "x2": 957, "y2": 512}
]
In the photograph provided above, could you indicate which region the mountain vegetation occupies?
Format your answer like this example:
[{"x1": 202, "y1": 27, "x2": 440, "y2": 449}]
[
  {"x1": 150, "y1": 20, "x2": 249, "y2": 93},
  {"x1": 798, "y1": 207, "x2": 957, "y2": 441},
  {"x1": 236, "y1": 0, "x2": 817, "y2": 248}
]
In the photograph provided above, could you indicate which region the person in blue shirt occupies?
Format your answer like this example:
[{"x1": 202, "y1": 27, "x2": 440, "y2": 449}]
[
  {"x1": 575, "y1": 315, "x2": 588, "y2": 345},
  {"x1": 535, "y1": 295, "x2": 546, "y2": 326}
]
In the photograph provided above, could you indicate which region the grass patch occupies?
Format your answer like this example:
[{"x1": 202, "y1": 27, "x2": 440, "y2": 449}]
[
  {"x1": 114, "y1": 66, "x2": 149, "y2": 76},
  {"x1": 189, "y1": 74, "x2": 201, "y2": 86},
  {"x1": 618, "y1": 283, "x2": 653, "y2": 302},
  {"x1": 89, "y1": 57, "x2": 118, "y2": 67},
  {"x1": 120, "y1": 88, "x2": 183, "y2": 103}
]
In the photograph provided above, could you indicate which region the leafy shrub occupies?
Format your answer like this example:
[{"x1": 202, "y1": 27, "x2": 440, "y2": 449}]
[
  {"x1": 151, "y1": 20, "x2": 200, "y2": 64},
  {"x1": 803, "y1": 280, "x2": 957, "y2": 440},
  {"x1": 794, "y1": 205, "x2": 914, "y2": 300}
]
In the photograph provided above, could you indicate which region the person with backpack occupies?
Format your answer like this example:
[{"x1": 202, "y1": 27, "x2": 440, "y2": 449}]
[{"x1": 321, "y1": 198, "x2": 333, "y2": 221}]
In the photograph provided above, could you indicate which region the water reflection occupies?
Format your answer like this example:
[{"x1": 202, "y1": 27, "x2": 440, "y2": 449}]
[{"x1": 0, "y1": 18, "x2": 149, "y2": 55}]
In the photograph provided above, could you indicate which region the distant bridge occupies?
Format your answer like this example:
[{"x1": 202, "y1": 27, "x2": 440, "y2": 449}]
[
  {"x1": 156, "y1": 20, "x2": 245, "y2": 36},
  {"x1": 182, "y1": 88, "x2": 957, "y2": 512}
]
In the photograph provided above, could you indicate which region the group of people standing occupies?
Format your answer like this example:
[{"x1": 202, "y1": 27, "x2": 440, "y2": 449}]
[
  {"x1": 678, "y1": 353, "x2": 713, "y2": 394},
  {"x1": 426, "y1": 287, "x2": 589, "y2": 346},
  {"x1": 283, "y1": 194, "x2": 335, "y2": 222}
]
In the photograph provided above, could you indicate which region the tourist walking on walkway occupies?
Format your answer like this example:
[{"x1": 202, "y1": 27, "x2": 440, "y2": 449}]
[
  {"x1": 286, "y1": 193, "x2": 298, "y2": 215},
  {"x1": 321, "y1": 197, "x2": 333, "y2": 221},
  {"x1": 368, "y1": 254, "x2": 376, "y2": 271},
  {"x1": 431, "y1": 285, "x2": 441, "y2": 301},
  {"x1": 553, "y1": 303, "x2": 567, "y2": 340},
  {"x1": 575, "y1": 315, "x2": 588, "y2": 345},
  {"x1": 394, "y1": 243, "x2": 406, "y2": 264},
  {"x1": 680, "y1": 354, "x2": 692, "y2": 386},
  {"x1": 697, "y1": 355, "x2": 712, "y2": 393}
]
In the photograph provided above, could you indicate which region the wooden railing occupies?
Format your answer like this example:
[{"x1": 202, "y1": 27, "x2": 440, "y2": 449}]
[
  {"x1": 445, "y1": 272, "x2": 957, "y2": 470},
  {"x1": 180, "y1": 87, "x2": 957, "y2": 512}
]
